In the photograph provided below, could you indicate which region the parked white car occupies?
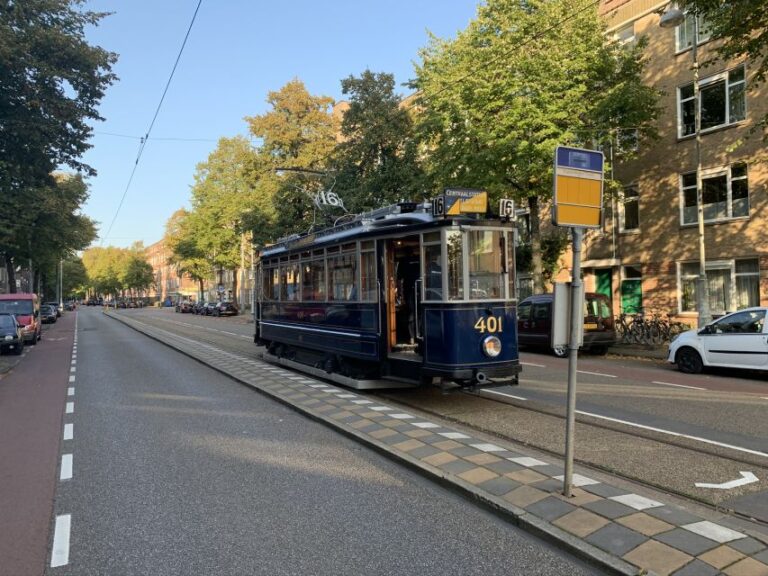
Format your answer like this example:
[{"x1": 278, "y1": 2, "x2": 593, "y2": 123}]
[{"x1": 668, "y1": 307, "x2": 768, "y2": 374}]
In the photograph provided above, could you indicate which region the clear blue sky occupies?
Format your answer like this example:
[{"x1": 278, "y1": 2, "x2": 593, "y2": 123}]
[{"x1": 81, "y1": 0, "x2": 478, "y2": 248}]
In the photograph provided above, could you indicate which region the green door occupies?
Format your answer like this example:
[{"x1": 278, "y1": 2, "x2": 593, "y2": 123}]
[
  {"x1": 621, "y1": 280, "x2": 642, "y2": 314},
  {"x1": 595, "y1": 269, "x2": 612, "y2": 299}
]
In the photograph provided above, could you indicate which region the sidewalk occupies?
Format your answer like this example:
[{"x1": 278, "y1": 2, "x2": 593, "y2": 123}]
[
  {"x1": 106, "y1": 310, "x2": 768, "y2": 576},
  {"x1": 607, "y1": 342, "x2": 669, "y2": 361}
]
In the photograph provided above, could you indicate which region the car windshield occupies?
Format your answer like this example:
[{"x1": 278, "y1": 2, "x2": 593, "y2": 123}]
[
  {"x1": 0, "y1": 300, "x2": 34, "y2": 315},
  {"x1": 0, "y1": 315, "x2": 16, "y2": 328}
]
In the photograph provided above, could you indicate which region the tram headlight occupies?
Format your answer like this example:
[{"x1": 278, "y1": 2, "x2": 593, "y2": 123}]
[{"x1": 482, "y1": 335, "x2": 502, "y2": 358}]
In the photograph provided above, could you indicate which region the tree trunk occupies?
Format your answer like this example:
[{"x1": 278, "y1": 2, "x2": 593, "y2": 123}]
[
  {"x1": 5, "y1": 256, "x2": 16, "y2": 293},
  {"x1": 198, "y1": 278, "x2": 204, "y2": 303},
  {"x1": 529, "y1": 196, "x2": 545, "y2": 293}
]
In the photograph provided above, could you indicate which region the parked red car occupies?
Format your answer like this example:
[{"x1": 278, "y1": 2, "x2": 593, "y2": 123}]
[{"x1": 0, "y1": 293, "x2": 41, "y2": 344}]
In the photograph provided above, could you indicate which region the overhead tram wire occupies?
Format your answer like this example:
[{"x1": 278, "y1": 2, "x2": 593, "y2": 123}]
[{"x1": 100, "y1": 0, "x2": 203, "y2": 246}]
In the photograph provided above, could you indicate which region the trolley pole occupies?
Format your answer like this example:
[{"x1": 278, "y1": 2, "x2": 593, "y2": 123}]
[{"x1": 563, "y1": 228, "x2": 583, "y2": 497}]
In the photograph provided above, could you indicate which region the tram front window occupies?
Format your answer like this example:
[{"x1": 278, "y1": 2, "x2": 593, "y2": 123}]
[
  {"x1": 469, "y1": 230, "x2": 504, "y2": 300},
  {"x1": 424, "y1": 244, "x2": 442, "y2": 300}
]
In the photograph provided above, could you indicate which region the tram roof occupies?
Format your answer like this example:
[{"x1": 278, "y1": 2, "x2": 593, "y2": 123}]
[{"x1": 260, "y1": 201, "x2": 500, "y2": 257}]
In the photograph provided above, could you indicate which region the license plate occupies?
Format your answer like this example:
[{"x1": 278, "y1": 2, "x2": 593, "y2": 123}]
[{"x1": 584, "y1": 322, "x2": 598, "y2": 330}]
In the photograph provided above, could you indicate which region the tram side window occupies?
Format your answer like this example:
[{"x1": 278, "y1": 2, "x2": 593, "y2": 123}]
[
  {"x1": 280, "y1": 263, "x2": 301, "y2": 301},
  {"x1": 469, "y1": 230, "x2": 503, "y2": 300},
  {"x1": 360, "y1": 250, "x2": 376, "y2": 301},
  {"x1": 263, "y1": 267, "x2": 279, "y2": 301},
  {"x1": 447, "y1": 230, "x2": 464, "y2": 300},
  {"x1": 424, "y1": 243, "x2": 442, "y2": 300},
  {"x1": 328, "y1": 254, "x2": 357, "y2": 301},
  {"x1": 302, "y1": 259, "x2": 326, "y2": 301}
]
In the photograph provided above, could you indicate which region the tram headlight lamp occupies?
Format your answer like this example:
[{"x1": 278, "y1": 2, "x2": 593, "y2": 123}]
[{"x1": 482, "y1": 335, "x2": 502, "y2": 358}]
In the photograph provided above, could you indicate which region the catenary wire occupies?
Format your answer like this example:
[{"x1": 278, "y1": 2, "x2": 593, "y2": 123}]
[{"x1": 100, "y1": 0, "x2": 203, "y2": 246}]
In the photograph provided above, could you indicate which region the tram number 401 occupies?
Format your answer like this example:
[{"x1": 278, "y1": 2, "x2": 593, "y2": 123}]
[{"x1": 474, "y1": 316, "x2": 504, "y2": 333}]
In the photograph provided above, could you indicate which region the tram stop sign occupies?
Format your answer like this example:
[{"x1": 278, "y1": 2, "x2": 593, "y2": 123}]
[{"x1": 552, "y1": 146, "x2": 604, "y2": 228}]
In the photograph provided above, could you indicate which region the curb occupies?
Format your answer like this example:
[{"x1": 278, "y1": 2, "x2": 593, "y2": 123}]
[{"x1": 104, "y1": 310, "x2": 640, "y2": 575}]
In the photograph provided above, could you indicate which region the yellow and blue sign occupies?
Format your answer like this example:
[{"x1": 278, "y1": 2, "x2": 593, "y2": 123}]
[
  {"x1": 433, "y1": 188, "x2": 488, "y2": 217},
  {"x1": 552, "y1": 146, "x2": 604, "y2": 228}
]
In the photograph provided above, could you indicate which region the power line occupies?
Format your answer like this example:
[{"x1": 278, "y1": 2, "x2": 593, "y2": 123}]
[
  {"x1": 100, "y1": 0, "x2": 203, "y2": 246},
  {"x1": 94, "y1": 130, "x2": 218, "y2": 143}
]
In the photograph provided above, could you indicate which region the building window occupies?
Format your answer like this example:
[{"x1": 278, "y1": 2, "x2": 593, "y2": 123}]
[
  {"x1": 614, "y1": 23, "x2": 635, "y2": 46},
  {"x1": 675, "y1": 12, "x2": 711, "y2": 52},
  {"x1": 678, "y1": 258, "x2": 760, "y2": 314},
  {"x1": 678, "y1": 66, "x2": 746, "y2": 137},
  {"x1": 619, "y1": 185, "x2": 639, "y2": 232},
  {"x1": 680, "y1": 162, "x2": 748, "y2": 225}
]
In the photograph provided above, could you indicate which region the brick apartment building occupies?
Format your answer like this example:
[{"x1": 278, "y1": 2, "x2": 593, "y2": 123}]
[
  {"x1": 145, "y1": 238, "x2": 199, "y2": 305},
  {"x1": 565, "y1": 0, "x2": 768, "y2": 322}
]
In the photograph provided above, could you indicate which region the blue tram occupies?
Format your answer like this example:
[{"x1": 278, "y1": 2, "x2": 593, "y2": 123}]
[{"x1": 254, "y1": 193, "x2": 522, "y2": 389}]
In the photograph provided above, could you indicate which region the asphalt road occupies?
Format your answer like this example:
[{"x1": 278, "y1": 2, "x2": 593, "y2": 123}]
[
  {"x1": 122, "y1": 307, "x2": 768, "y2": 524},
  {"x1": 45, "y1": 308, "x2": 601, "y2": 576}
]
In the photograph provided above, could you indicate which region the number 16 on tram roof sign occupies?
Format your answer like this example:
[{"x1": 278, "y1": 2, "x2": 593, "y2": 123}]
[{"x1": 552, "y1": 146, "x2": 604, "y2": 228}]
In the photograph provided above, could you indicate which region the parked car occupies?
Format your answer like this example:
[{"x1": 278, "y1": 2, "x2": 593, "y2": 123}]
[
  {"x1": 517, "y1": 292, "x2": 616, "y2": 358},
  {"x1": 201, "y1": 302, "x2": 218, "y2": 316},
  {"x1": 213, "y1": 301, "x2": 238, "y2": 317},
  {"x1": 0, "y1": 293, "x2": 41, "y2": 345},
  {"x1": 668, "y1": 307, "x2": 768, "y2": 374},
  {"x1": 40, "y1": 304, "x2": 58, "y2": 324},
  {"x1": 44, "y1": 302, "x2": 62, "y2": 317},
  {"x1": 0, "y1": 313, "x2": 24, "y2": 355},
  {"x1": 64, "y1": 301, "x2": 76, "y2": 311},
  {"x1": 175, "y1": 301, "x2": 194, "y2": 313}
]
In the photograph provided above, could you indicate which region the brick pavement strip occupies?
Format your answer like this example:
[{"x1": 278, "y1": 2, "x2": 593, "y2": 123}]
[{"x1": 106, "y1": 310, "x2": 768, "y2": 576}]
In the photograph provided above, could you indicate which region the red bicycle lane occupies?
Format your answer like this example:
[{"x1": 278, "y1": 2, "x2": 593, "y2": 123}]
[{"x1": 0, "y1": 312, "x2": 75, "y2": 576}]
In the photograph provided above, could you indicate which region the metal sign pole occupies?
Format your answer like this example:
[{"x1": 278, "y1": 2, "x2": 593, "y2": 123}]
[{"x1": 563, "y1": 227, "x2": 583, "y2": 497}]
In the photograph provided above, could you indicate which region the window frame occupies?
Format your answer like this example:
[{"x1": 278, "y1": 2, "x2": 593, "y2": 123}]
[
  {"x1": 677, "y1": 66, "x2": 746, "y2": 138},
  {"x1": 618, "y1": 185, "x2": 640, "y2": 233},
  {"x1": 676, "y1": 258, "x2": 761, "y2": 315},
  {"x1": 678, "y1": 162, "x2": 749, "y2": 226}
]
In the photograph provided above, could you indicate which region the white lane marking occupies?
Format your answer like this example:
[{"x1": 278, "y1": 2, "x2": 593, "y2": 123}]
[
  {"x1": 482, "y1": 389, "x2": 528, "y2": 401},
  {"x1": 695, "y1": 471, "x2": 758, "y2": 490},
  {"x1": 60, "y1": 454, "x2": 73, "y2": 480},
  {"x1": 63, "y1": 424, "x2": 73, "y2": 441},
  {"x1": 50, "y1": 514, "x2": 71, "y2": 567},
  {"x1": 390, "y1": 413, "x2": 414, "y2": 420},
  {"x1": 67, "y1": 387, "x2": 74, "y2": 396},
  {"x1": 509, "y1": 456, "x2": 548, "y2": 467},
  {"x1": 471, "y1": 443, "x2": 506, "y2": 452},
  {"x1": 577, "y1": 370, "x2": 617, "y2": 378},
  {"x1": 335, "y1": 394, "x2": 357, "y2": 399},
  {"x1": 554, "y1": 473, "x2": 599, "y2": 486},
  {"x1": 412, "y1": 422, "x2": 440, "y2": 429},
  {"x1": 65, "y1": 402, "x2": 74, "y2": 414},
  {"x1": 439, "y1": 432, "x2": 471, "y2": 439},
  {"x1": 682, "y1": 520, "x2": 745, "y2": 543},
  {"x1": 68, "y1": 376, "x2": 75, "y2": 383},
  {"x1": 762, "y1": 397, "x2": 768, "y2": 401},
  {"x1": 351, "y1": 400, "x2": 373, "y2": 405},
  {"x1": 577, "y1": 410, "x2": 768, "y2": 459},
  {"x1": 69, "y1": 367, "x2": 76, "y2": 373},
  {"x1": 308, "y1": 384, "x2": 328, "y2": 389},
  {"x1": 369, "y1": 406, "x2": 392, "y2": 412},
  {"x1": 652, "y1": 380, "x2": 706, "y2": 391},
  {"x1": 70, "y1": 359, "x2": 76, "y2": 365},
  {"x1": 521, "y1": 361, "x2": 547, "y2": 368},
  {"x1": 609, "y1": 493, "x2": 664, "y2": 510}
]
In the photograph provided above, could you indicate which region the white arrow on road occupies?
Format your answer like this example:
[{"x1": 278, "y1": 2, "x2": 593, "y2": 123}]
[{"x1": 695, "y1": 471, "x2": 758, "y2": 490}]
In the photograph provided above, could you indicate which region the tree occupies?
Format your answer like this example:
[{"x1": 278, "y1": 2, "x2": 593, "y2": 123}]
[
  {"x1": 413, "y1": 0, "x2": 660, "y2": 291},
  {"x1": 0, "y1": 0, "x2": 115, "y2": 291},
  {"x1": 82, "y1": 246, "x2": 123, "y2": 298},
  {"x1": 121, "y1": 243, "x2": 154, "y2": 297},
  {"x1": 165, "y1": 209, "x2": 211, "y2": 300},
  {"x1": 330, "y1": 70, "x2": 425, "y2": 213},
  {"x1": 246, "y1": 79, "x2": 338, "y2": 235}
]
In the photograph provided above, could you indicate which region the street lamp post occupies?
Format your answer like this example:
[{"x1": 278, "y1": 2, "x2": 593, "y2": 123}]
[{"x1": 660, "y1": 7, "x2": 711, "y2": 327}]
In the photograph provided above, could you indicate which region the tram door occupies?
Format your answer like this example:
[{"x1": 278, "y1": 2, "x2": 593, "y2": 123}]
[{"x1": 385, "y1": 236, "x2": 422, "y2": 352}]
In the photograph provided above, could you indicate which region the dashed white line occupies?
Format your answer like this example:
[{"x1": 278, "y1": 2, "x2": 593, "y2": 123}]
[
  {"x1": 471, "y1": 443, "x2": 506, "y2": 452},
  {"x1": 439, "y1": 432, "x2": 471, "y2": 440},
  {"x1": 390, "y1": 413, "x2": 414, "y2": 420},
  {"x1": 68, "y1": 376, "x2": 75, "y2": 383},
  {"x1": 65, "y1": 402, "x2": 74, "y2": 414},
  {"x1": 412, "y1": 422, "x2": 440, "y2": 429},
  {"x1": 577, "y1": 370, "x2": 617, "y2": 378},
  {"x1": 69, "y1": 367, "x2": 76, "y2": 373},
  {"x1": 63, "y1": 424, "x2": 73, "y2": 441},
  {"x1": 369, "y1": 406, "x2": 392, "y2": 412},
  {"x1": 521, "y1": 361, "x2": 547, "y2": 368},
  {"x1": 70, "y1": 359, "x2": 76, "y2": 365},
  {"x1": 50, "y1": 514, "x2": 71, "y2": 567},
  {"x1": 67, "y1": 387, "x2": 74, "y2": 396},
  {"x1": 60, "y1": 454, "x2": 73, "y2": 480},
  {"x1": 482, "y1": 389, "x2": 528, "y2": 401},
  {"x1": 351, "y1": 400, "x2": 373, "y2": 405},
  {"x1": 652, "y1": 380, "x2": 707, "y2": 391},
  {"x1": 576, "y1": 409, "x2": 768, "y2": 459}
]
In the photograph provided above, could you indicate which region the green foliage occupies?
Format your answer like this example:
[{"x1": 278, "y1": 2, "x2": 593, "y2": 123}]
[
  {"x1": 515, "y1": 229, "x2": 570, "y2": 285},
  {"x1": 329, "y1": 70, "x2": 425, "y2": 213},
  {"x1": 246, "y1": 79, "x2": 338, "y2": 235},
  {"x1": 81, "y1": 245, "x2": 154, "y2": 297},
  {"x1": 0, "y1": 0, "x2": 115, "y2": 291},
  {"x1": 412, "y1": 0, "x2": 660, "y2": 289}
]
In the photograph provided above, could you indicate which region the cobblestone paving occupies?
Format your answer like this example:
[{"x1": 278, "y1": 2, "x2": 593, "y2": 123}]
[{"x1": 108, "y1": 311, "x2": 768, "y2": 576}]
